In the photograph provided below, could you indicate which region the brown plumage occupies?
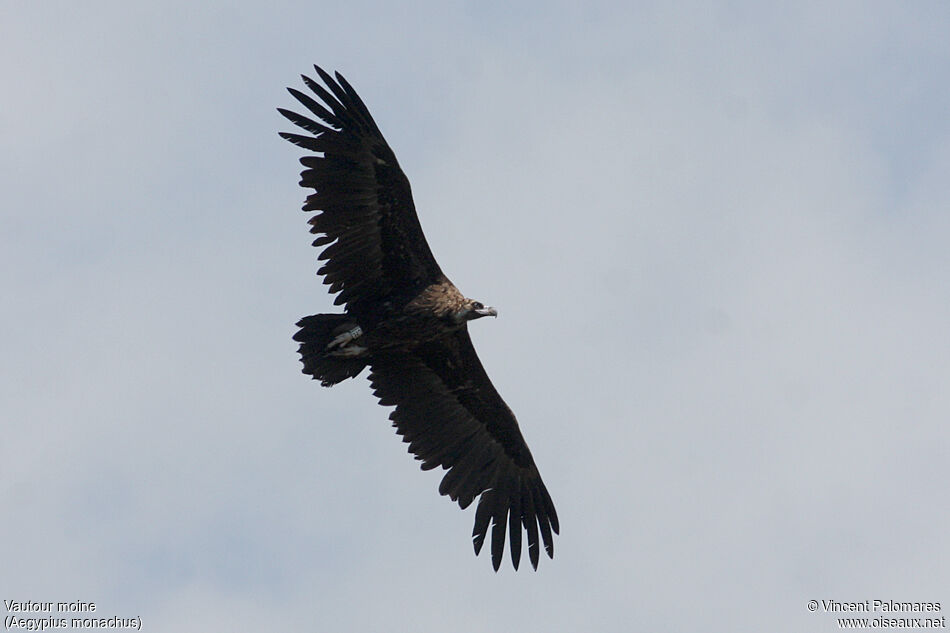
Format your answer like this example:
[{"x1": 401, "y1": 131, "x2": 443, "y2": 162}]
[{"x1": 279, "y1": 66, "x2": 558, "y2": 571}]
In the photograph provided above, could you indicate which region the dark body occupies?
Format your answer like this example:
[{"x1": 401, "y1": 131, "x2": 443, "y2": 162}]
[{"x1": 279, "y1": 66, "x2": 558, "y2": 571}]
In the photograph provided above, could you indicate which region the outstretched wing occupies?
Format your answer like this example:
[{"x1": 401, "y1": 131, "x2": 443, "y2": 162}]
[
  {"x1": 368, "y1": 328, "x2": 559, "y2": 571},
  {"x1": 279, "y1": 66, "x2": 443, "y2": 319}
]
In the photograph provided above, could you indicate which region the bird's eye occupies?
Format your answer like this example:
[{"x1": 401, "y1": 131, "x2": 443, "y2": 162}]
[{"x1": 472, "y1": 302, "x2": 483, "y2": 310}]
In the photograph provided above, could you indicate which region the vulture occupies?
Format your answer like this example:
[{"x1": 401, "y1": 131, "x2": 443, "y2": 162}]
[{"x1": 279, "y1": 66, "x2": 558, "y2": 571}]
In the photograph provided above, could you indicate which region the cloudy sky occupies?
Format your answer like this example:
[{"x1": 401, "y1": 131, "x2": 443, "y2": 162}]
[{"x1": 3, "y1": 1, "x2": 949, "y2": 631}]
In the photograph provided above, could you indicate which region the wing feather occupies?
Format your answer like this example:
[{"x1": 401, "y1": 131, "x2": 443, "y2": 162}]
[
  {"x1": 521, "y1": 485, "x2": 541, "y2": 570},
  {"x1": 507, "y1": 481, "x2": 522, "y2": 570},
  {"x1": 279, "y1": 67, "x2": 443, "y2": 318},
  {"x1": 369, "y1": 328, "x2": 558, "y2": 570}
]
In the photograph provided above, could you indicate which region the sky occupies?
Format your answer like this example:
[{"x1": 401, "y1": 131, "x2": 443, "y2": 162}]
[{"x1": 3, "y1": 1, "x2": 950, "y2": 631}]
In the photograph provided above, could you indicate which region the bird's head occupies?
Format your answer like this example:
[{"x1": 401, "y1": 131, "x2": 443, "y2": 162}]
[{"x1": 453, "y1": 299, "x2": 498, "y2": 324}]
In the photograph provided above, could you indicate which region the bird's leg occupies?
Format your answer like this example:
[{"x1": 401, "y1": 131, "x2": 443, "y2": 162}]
[{"x1": 326, "y1": 325, "x2": 363, "y2": 351}]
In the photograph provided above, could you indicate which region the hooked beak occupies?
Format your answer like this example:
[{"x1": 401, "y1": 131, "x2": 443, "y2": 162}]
[{"x1": 473, "y1": 306, "x2": 498, "y2": 318}]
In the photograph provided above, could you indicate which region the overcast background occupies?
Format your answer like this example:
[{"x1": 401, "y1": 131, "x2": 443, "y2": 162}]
[{"x1": 3, "y1": 1, "x2": 949, "y2": 631}]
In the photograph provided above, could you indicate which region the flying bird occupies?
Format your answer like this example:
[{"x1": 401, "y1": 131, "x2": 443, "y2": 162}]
[{"x1": 279, "y1": 66, "x2": 558, "y2": 571}]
